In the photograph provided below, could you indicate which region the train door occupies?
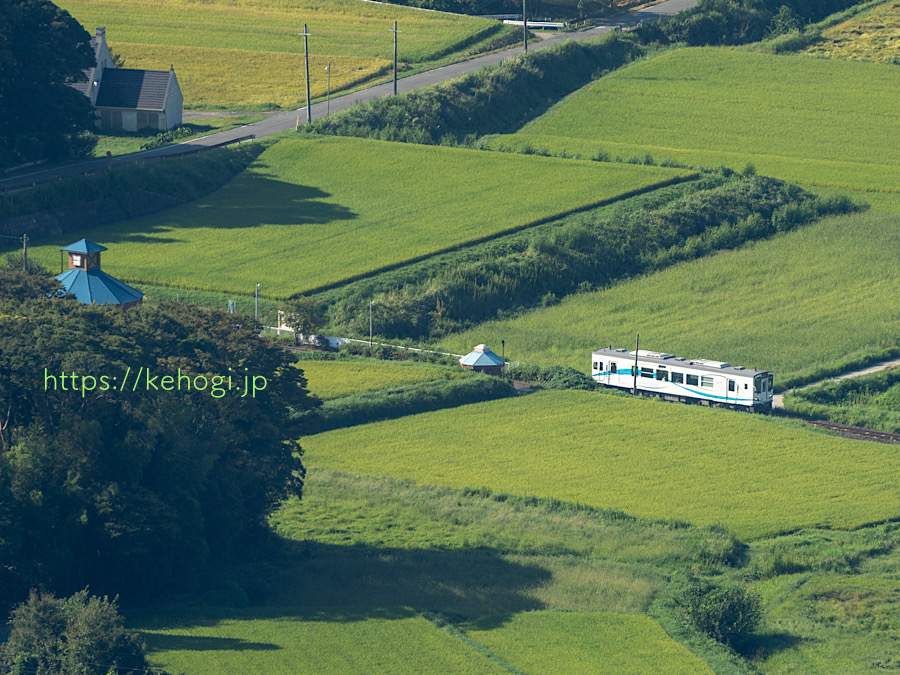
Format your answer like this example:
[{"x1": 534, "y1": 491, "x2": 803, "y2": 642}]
[{"x1": 726, "y1": 379, "x2": 735, "y2": 403}]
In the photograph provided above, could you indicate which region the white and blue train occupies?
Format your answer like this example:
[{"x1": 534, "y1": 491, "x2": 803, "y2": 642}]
[{"x1": 592, "y1": 347, "x2": 774, "y2": 412}]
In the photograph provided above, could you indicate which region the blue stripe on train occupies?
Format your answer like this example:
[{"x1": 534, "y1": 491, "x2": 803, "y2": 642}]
[{"x1": 592, "y1": 372, "x2": 757, "y2": 404}]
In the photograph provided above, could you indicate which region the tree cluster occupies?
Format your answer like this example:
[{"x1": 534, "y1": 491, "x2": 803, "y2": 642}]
[
  {"x1": 0, "y1": 589, "x2": 159, "y2": 675},
  {"x1": 0, "y1": 293, "x2": 316, "y2": 610},
  {"x1": 0, "y1": 0, "x2": 98, "y2": 167},
  {"x1": 635, "y1": 0, "x2": 866, "y2": 46}
]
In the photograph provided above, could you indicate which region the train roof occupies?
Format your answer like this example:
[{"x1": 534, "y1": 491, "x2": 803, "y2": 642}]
[{"x1": 592, "y1": 347, "x2": 771, "y2": 377}]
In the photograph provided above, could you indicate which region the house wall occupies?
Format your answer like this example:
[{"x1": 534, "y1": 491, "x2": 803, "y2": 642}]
[{"x1": 164, "y1": 74, "x2": 184, "y2": 130}]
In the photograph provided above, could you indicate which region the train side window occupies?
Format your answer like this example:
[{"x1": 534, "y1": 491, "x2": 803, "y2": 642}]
[
  {"x1": 640, "y1": 367, "x2": 653, "y2": 379},
  {"x1": 728, "y1": 380, "x2": 735, "y2": 392},
  {"x1": 701, "y1": 376, "x2": 714, "y2": 389},
  {"x1": 610, "y1": 363, "x2": 617, "y2": 374},
  {"x1": 671, "y1": 372, "x2": 683, "y2": 384},
  {"x1": 656, "y1": 370, "x2": 668, "y2": 381},
  {"x1": 744, "y1": 383, "x2": 748, "y2": 389},
  {"x1": 686, "y1": 374, "x2": 699, "y2": 386}
]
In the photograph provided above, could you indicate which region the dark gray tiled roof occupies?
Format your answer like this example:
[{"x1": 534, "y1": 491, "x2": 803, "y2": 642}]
[
  {"x1": 69, "y1": 36, "x2": 100, "y2": 97},
  {"x1": 95, "y1": 68, "x2": 173, "y2": 111}
]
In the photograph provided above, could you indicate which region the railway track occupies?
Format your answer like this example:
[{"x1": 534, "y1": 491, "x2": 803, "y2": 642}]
[{"x1": 807, "y1": 420, "x2": 900, "y2": 444}]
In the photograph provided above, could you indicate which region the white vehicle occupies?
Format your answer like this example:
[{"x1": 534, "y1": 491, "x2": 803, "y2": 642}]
[{"x1": 591, "y1": 347, "x2": 774, "y2": 412}]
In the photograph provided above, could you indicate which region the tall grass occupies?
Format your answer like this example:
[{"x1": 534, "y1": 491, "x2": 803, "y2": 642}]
[
  {"x1": 303, "y1": 390, "x2": 900, "y2": 540},
  {"x1": 783, "y1": 367, "x2": 900, "y2": 432},
  {"x1": 442, "y1": 211, "x2": 900, "y2": 389}
]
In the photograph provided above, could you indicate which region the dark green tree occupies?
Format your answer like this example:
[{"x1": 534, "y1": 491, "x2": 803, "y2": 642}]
[
  {"x1": 0, "y1": 589, "x2": 157, "y2": 675},
  {"x1": 0, "y1": 0, "x2": 97, "y2": 166},
  {"x1": 279, "y1": 296, "x2": 323, "y2": 346},
  {"x1": 0, "y1": 298, "x2": 315, "y2": 605}
]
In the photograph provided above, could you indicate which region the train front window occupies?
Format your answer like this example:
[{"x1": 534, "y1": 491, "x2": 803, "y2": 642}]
[
  {"x1": 768, "y1": 374, "x2": 774, "y2": 392},
  {"x1": 593, "y1": 361, "x2": 600, "y2": 371}
]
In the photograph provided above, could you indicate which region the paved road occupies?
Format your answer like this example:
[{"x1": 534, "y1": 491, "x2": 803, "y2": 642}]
[
  {"x1": 773, "y1": 357, "x2": 900, "y2": 408},
  {"x1": 0, "y1": 0, "x2": 696, "y2": 192}
]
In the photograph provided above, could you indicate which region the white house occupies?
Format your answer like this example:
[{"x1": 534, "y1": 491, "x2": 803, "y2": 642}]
[{"x1": 71, "y1": 27, "x2": 183, "y2": 132}]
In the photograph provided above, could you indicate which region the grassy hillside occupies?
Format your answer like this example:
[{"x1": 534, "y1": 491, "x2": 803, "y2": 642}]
[
  {"x1": 303, "y1": 391, "x2": 900, "y2": 540},
  {"x1": 57, "y1": 0, "x2": 515, "y2": 109},
  {"x1": 442, "y1": 210, "x2": 900, "y2": 388},
  {"x1": 24, "y1": 137, "x2": 691, "y2": 298},
  {"x1": 493, "y1": 47, "x2": 900, "y2": 201},
  {"x1": 805, "y1": 0, "x2": 900, "y2": 64}
]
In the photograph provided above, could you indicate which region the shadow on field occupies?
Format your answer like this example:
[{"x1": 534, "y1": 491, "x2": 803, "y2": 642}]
[
  {"x1": 275, "y1": 541, "x2": 550, "y2": 618},
  {"x1": 94, "y1": 172, "x2": 358, "y2": 244},
  {"x1": 139, "y1": 541, "x2": 549, "y2": 630},
  {"x1": 734, "y1": 632, "x2": 806, "y2": 659},
  {"x1": 144, "y1": 634, "x2": 278, "y2": 653}
]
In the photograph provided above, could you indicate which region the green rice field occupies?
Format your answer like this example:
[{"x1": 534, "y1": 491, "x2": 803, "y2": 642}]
[
  {"x1": 299, "y1": 359, "x2": 464, "y2": 400},
  {"x1": 58, "y1": 0, "x2": 513, "y2": 108},
  {"x1": 303, "y1": 390, "x2": 900, "y2": 540},
  {"x1": 138, "y1": 607, "x2": 501, "y2": 674},
  {"x1": 494, "y1": 48, "x2": 900, "y2": 199},
  {"x1": 459, "y1": 612, "x2": 713, "y2": 674},
  {"x1": 25, "y1": 137, "x2": 691, "y2": 298},
  {"x1": 443, "y1": 210, "x2": 900, "y2": 388}
]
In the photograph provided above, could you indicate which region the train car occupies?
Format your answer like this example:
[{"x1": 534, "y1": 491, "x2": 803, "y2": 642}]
[{"x1": 591, "y1": 347, "x2": 773, "y2": 412}]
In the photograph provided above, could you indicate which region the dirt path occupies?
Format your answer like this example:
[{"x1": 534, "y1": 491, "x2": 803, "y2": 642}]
[{"x1": 773, "y1": 357, "x2": 900, "y2": 408}]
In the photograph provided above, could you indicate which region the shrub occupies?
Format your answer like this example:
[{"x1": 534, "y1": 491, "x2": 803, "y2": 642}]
[
  {"x1": 0, "y1": 589, "x2": 160, "y2": 675},
  {"x1": 681, "y1": 581, "x2": 762, "y2": 646}
]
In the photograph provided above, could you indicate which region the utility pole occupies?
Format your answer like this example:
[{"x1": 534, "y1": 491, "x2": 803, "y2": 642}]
[
  {"x1": 298, "y1": 25, "x2": 311, "y2": 124},
  {"x1": 523, "y1": 0, "x2": 528, "y2": 51},
  {"x1": 326, "y1": 63, "x2": 331, "y2": 116},
  {"x1": 22, "y1": 233, "x2": 28, "y2": 271},
  {"x1": 632, "y1": 333, "x2": 640, "y2": 395},
  {"x1": 389, "y1": 21, "x2": 402, "y2": 96}
]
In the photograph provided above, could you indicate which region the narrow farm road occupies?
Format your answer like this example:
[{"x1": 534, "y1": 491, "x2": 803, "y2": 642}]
[
  {"x1": 772, "y1": 357, "x2": 900, "y2": 408},
  {"x1": 0, "y1": 0, "x2": 696, "y2": 192}
]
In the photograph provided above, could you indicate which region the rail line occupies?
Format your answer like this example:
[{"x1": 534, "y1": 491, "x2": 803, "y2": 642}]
[{"x1": 806, "y1": 420, "x2": 900, "y2": 445}]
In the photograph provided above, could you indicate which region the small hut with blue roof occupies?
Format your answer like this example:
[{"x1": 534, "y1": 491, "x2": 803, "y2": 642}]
[
  {"x1": 459, "y1": 344, "x2": 505, "y2": 376},
  {"x1": 54, "y1": 239, "x2": 143, "y2": 309}
]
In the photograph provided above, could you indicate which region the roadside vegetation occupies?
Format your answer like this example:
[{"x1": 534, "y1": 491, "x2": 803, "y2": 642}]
[
  {"x1": 0, "y1": 142, "x2": 266, "y2": 227},
  {"x1": 56, "y1": 0, "x2": 519, "y2": 109},
  {"x1": 783, "y1": 367, "x2": 900, "y2": 432}
]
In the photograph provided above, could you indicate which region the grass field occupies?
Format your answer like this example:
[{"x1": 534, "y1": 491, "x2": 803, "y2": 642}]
[
  {"x1": 24, "y1": 137, "x2": 691, "y2": 298},
  {"x1": 303, "y1": 390, "x2": 900, "y2": 540},
  {"x1": 805, "y1": 0, "x2": 900, "y2": 64},
  {"x1": 442, "y1": 210, "x2": 900, "y2": 388},
  {"x1": 299, "y1": 359, "x2": 464, "y2": 400},
  {"x1": 459, "y1": 612, "x2": 714, "y2": 674},
  {"x1": 138, "y1": 607, "x2": 501, "y2": 674},
  {"x1": 133, "y1": 468, "x2": 738, "y2": 673},
  {"x1": 755, "y1": 574, "x2": 900, "y2": 672},
  {"x1": 57, "y1": 0, "x2": 513, "y2": 108},
  {"x1": 493, "y1": 47, "x2": 900, "y2": 199}
]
